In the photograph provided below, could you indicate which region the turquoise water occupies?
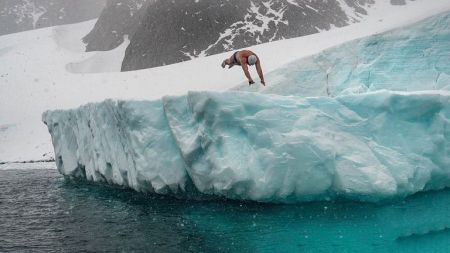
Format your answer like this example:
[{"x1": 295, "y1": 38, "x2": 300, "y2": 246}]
[{"x1": 1, "y1": 166, "x2": 450, "y2": 252}]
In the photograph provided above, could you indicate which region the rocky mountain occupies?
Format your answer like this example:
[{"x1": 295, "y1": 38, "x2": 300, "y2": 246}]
[
  {"x1": 0, "y1": 0, "x2": 106, "y2": 36},
  {"x1": 121, "y1": 0, "x2": 377, "y2": 71},
  {"x1": 83, "y1": 0, "x2": 413, "y2": 71}
]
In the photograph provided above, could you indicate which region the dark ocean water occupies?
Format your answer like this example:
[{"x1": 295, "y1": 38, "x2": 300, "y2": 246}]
[{"x1": 1, "y1": 165, "x2": 450, "y2": 252}]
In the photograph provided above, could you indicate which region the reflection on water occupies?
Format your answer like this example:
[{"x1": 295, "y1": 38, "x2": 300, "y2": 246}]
[{"x1": 1, "y1": 167, "x2": 450, "y2": 252}]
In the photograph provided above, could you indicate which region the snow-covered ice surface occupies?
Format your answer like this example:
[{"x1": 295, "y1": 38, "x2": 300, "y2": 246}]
[
  {"x1": 43, "y1": 90, "x2": 450, "y2": 203},
  {"x1": 1, "y1": 0, "x2": 450, "y2": 162}
]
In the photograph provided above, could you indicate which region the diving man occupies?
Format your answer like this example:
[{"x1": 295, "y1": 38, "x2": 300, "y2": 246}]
[{"x1": 222, "y1": 50, "x2": 266, "y2": 86}]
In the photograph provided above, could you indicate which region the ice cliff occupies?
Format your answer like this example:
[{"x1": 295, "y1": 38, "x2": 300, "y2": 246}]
[
  {"x1": 43, "y1": 91, "x2": 450, "y2": 202},
  {"x1": 43, "y1": 12, "x2": 450, "y2": 203}
]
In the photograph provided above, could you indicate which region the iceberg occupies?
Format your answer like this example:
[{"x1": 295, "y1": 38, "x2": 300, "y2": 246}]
[
  {"x1": 42, "y1": 12, "x2": 450, "y2": 203},
  {"x1": 43, "y1": 90, "x2": 450, "y2": 203}
]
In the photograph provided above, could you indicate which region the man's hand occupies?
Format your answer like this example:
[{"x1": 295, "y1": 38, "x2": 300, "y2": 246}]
[
  {"x1": 249, "y1": 80, "x2": 255, "y2": 85},
  {"x1": 261, "y1": 80, "x2": 266, "y2": 86}
]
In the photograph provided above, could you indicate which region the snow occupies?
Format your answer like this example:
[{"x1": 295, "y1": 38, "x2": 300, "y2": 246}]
[
  {"x1": 66, "y1": 36, "x2": 130, "y2": 73},
  {"x1": 42, "y1": 90, "x2": 450, "y2": 202},
  {"x1": 1, "y1": 0, "x2": 450, "y2": 162}
]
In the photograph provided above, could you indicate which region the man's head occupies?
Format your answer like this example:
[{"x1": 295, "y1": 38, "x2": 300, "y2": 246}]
[
  {"x1": 222, "y1": 59, "x2": 236, "y2": 69},
  {"x1": 247, "y1": 55, "x2": 257, "y2": 65}
]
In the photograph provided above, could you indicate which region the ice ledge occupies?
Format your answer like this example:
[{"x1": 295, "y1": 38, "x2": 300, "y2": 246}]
[{"x1": 43, "y1": 90, "x2": 450, "y2": 203}]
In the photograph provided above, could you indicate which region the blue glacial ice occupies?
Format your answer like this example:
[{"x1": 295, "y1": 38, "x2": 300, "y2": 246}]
[
  {"x1": 43, "y1": 90, "x2": 450, "y2": 203},
  {"x1": 43, "y1": 12, "x2": 450, "y2": 203}
]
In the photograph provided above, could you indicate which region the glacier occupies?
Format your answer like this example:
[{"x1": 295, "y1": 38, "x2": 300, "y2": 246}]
[
  {"x1": 43, "y1": 91, "x2": 450, "y2": 203},
  {"x1": 43, "y1": 12, "x2": 450, "y2": 203}
]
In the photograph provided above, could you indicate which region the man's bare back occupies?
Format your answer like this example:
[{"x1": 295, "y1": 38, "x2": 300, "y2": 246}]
[{"x1": 222, "y1": 50, "x2": 266, "y2": 86}]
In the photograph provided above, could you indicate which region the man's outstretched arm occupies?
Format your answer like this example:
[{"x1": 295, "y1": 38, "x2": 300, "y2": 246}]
[{"x1": 256, "y1": 61, "x2": 265, "y2": 86}]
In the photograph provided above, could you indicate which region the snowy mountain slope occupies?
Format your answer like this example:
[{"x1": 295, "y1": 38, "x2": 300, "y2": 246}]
[
  {"x1": 1, "y1": 0, "x2": 450, "y2": 163},
  {"x1": 82, "y1": 0, "x2": 423, "y2": 70},
  {"x1": 0, "y1": 0, "x2": 106, "y2": 36},
  {"x1": 84, "y1": 0, "x2": 425, "y2": 71}
]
